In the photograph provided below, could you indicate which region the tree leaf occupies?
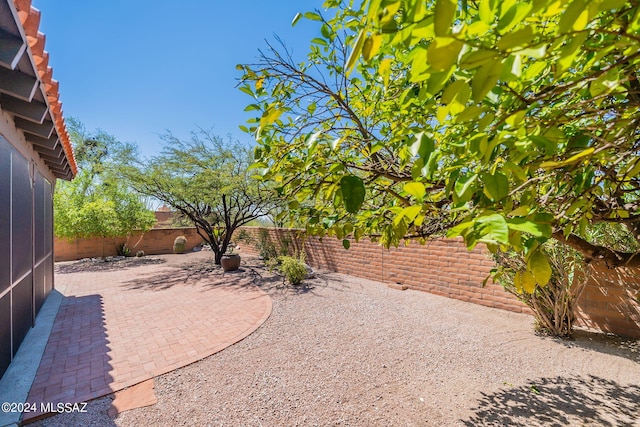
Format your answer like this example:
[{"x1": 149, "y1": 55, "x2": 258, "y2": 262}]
[
  {"x1": 261, "y1": 107, "x2": 283, "y2": 126},
  {"x1": 496, "y1": 26, "x2": 534, "y2": 50},
  {"x1": 527, "y1": 248, "x2": 552, "y2": 286},
  {"x1": 441, "y1": 80, "x2": 469, "y2": 105},
  {"x1": 558, "y1": 0, "x2": 589, "y2": 33},
  {"x1": 447, "y1": 220, "x2": 473, "y2": 238},
  {"x1": 363, "y1": 34, "x2": 383, "y2": 61},
  {"x1": 394, "y1": 205, "x2": 422, "y2": 225},
  {"x1": 514, "y1": 270, "x2": 523, "y2": 292},
  {"x1": 404, "y1": 182, "x2": 426, "y2": 200},
  {"x1": 304, "y1": 11, "x2": 322, "y2": 21},
  {"x1": 478, "y1": 0, "x2": 495, "y2": 25},
  {"x1": 454, "y1": 173, "x2": 478, "y2": 203},
  {"x1": 472, "y1": 60, "x2": 503, "y2": 102},
  {"x1": 346, "y1": 30, "x2": 366, "y2": 75},
  {"x1": 518, "y1": 44, "x2": 547, "y2": 59},
  {"x1": 410, "y1": 132, "x2": 435, "y2": 161},
  {"x1": 342, "y1": 239, "x2": 351, "y2": 249},
  {"x1": 427, "y1": 38, "x2": 463, "y2": 72},
  {"x1": 460, "y1": 50, "x2": 500, "y2": 69},
  {"x1": 497, "y1": 3, "x2": 532, "y2": 33},
  {"x1": 330, "y1": 136, "x2": 343, "y2": 151},
  {"x1": 321, "y1": 24, "x2": 332, "y2": 39},
  {"x1": 540, "y1": 147, "x2": 595, "y2": 169},
  {"x1": 340, "y1": 175, "x2": 366, "y2": 213},
  {"x1": 292, "y1": 12, "x2": 302, "y2": 26},
  {"x1": 481, "y1": 172, "x2": 509, "y2": 202},
  {"x1": 475, "y1": 214, "x2": 510, "y2": 245},
  {"x1": 521, "y1": 270, "x2": 537, "y2": 293},
  {"x1": 506, "y1": 218, "x2": 552, "y2": 238},
  {"x1": 434, "y1": 0, "x2": 457, "y2": 37}
]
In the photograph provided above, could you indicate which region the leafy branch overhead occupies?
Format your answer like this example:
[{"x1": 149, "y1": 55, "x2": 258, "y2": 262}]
[{"x1": 240, "y1": 0, "x2": 640, "y2": 275}]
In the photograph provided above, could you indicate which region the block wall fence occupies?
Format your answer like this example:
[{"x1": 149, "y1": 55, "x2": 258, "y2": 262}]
[
  {"x1": 54, "y1": 228, "x2": 205, "y2": 261},
  {"x1": 54, "y1": 226, "x2": 640, "y2": 338}
]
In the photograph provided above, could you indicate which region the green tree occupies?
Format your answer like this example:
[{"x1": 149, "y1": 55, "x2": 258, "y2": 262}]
[
  {"x1": 124, "y1": 130, "x2": 276, "y2": 265},
  {"x1": 241, "y1": 1, "x2": 640, "y2": 284},
  {"x1": 54, "y1": 119, "x2": 157, "y2": 252}
]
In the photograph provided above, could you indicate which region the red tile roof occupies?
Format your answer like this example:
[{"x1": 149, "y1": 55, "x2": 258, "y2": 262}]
[{"x1": 13, "y1": 0, "x2": 77, "y2": 176}]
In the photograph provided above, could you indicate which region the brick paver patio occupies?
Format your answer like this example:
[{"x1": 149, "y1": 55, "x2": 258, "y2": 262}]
[{"x1": 23, "y1": 251, "x2": 272, "y2": 421}]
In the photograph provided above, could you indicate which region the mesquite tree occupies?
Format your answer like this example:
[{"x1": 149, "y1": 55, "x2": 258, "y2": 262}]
[{"x1": 125, "y1": 130, "x2": 275, "y2": 264}]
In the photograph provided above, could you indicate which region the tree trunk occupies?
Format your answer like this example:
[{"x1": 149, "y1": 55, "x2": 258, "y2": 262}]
[{"x1": 214, "y1": 249, "x2": 222, "y2": 265}]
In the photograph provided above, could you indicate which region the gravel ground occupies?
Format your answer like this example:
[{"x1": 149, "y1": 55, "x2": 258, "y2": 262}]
[{"x1": 33, "y1": 256, "x2": 639, "y2": 426}]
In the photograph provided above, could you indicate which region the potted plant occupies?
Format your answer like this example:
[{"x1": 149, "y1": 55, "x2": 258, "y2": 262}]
[{"x1": 221, "y1": 245, "x2": 241, "y2": 271}]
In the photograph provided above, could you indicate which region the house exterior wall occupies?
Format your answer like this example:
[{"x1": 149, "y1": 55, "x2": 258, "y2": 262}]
[{"x1": 0, "y1": 108, "x2": 55, "y2": 379}]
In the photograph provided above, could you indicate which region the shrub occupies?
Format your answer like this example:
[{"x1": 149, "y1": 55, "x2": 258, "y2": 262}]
[
  {"x1": 278, "y1": 253, "x2": 308, "y2": 286},
  {"x1": 493, "y1": 240, "x2": 589, "y2": 338},
  {"x1": 257, "y1": 229, "x2": 278, "y2": 261},
  {"x1": 173, "y1": 235, "x2": 187, "y2": 254},
  {"x1": 116, "y1": 243, "x2": 132, "y2": 257},
  {"x1": 279, "y1": 235, "x2": 293, "y2": 257}
]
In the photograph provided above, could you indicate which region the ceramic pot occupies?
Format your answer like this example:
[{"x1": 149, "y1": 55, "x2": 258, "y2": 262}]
[{"x1": 221, "y1": 253, "x2": 241, "y2": 271}]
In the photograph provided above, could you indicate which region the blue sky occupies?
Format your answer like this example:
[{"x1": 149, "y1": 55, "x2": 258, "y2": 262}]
[{"x1": 36, "y1": 1, "x2": 323, "y2": 158}]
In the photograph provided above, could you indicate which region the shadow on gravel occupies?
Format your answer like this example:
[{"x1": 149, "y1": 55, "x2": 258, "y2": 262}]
[
  {"x1": 462, "y1": 375, "x2": 640, "y2": 426},
  {"x1": 55, "y1": 257, "x2": 166, "y2": 274},
  {"x1": 560, "y1": 329, "x2": 640, "y2": 365}
]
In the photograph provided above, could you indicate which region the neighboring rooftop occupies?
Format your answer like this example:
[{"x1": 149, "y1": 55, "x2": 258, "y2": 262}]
[{"x1": 0, "y1": 0, "x2": 76, "y2": 179}]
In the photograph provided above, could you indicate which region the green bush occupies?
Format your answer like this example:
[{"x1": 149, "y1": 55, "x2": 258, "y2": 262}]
[
  {"x1": 493, "y1": 240, "x2": 589, "y2": 338},
  {"x1": 257, "y1": 229, "x2": 278, "y2": 261},
  {"x1": 116, "y1": 243, "x2": 132, "y2": 257},
  {"x1": 278, "y1": 254, "x2": 307, "y2": 286}
]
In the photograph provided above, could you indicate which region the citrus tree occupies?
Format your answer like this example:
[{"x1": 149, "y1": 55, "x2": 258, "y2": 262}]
[{"x1": 241, "y1": 0, "x2": 640, "y2": 290}]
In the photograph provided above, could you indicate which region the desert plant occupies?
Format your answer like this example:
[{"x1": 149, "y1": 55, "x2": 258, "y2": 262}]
[
  {"x1": 278, "y1": 252, "x2": 308, "y2": 286},
  {"x1": 279, "y1": 235, "x2": 293, "y2": 257},
  {"x1": 173, "y1": 235, "x2": 187, "y2": 254},
  {"x1": 257, "y1": 229, "x2": 279, "y2": 261},
  {"x1": 135, "y1": 250, "x2": 145, "y2": 257},
  {"x1": 493, "y1": 240, "x2": 589, "y2": 338},
  {"x1": 116, "y1": 242, "x2": 132, "y2": 257}
]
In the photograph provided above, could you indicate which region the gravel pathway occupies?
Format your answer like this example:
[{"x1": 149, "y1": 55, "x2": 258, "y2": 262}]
[{"x1": 32, "y1": 257, "x2": 639, "y2": 426}]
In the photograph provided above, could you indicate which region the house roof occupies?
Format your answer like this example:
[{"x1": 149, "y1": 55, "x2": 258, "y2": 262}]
[{"x1": 0, "y1": 0, "x2": 76, "y2": 179}]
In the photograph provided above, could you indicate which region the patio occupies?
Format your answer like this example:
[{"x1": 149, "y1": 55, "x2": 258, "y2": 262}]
[{"x1": 19, "y1": 251, "x2": 271, "y2": 423}]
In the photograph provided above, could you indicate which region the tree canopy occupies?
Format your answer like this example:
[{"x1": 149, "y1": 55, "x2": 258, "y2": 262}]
[
  {"x1": 124, "y1": 130, "x2": 276, "y2": 264},
  {"x1": 54, "y1": 118, "x2": 156, "y2": 242},
  {"x1": 240, "y1": 0, "x2": 640, "y2": 284}
]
